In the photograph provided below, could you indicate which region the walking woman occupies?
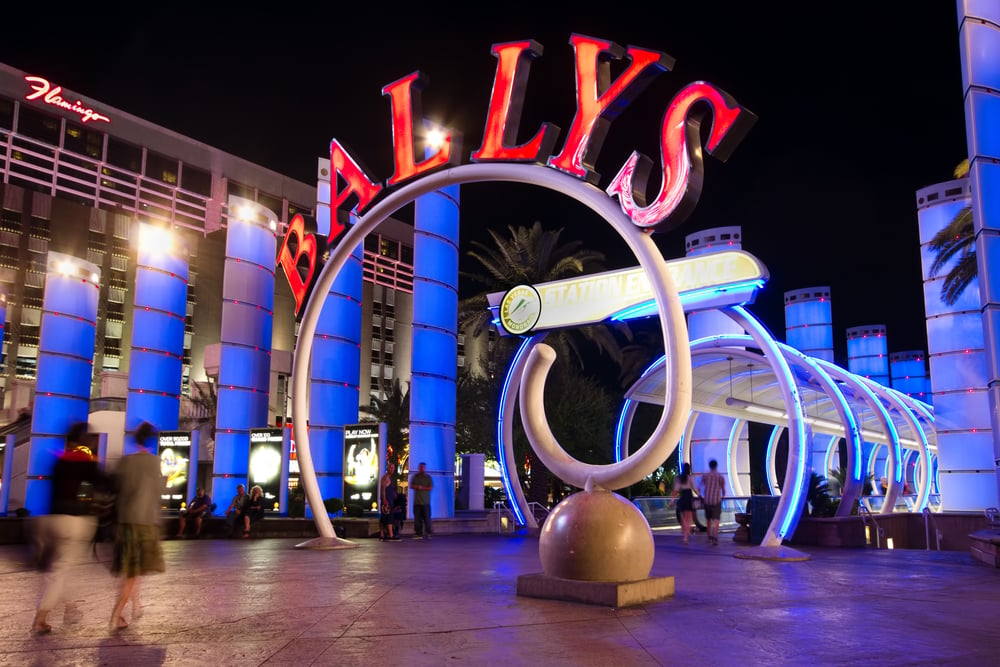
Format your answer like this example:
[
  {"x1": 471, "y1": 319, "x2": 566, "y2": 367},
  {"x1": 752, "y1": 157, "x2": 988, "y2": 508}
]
[
  {"x1": 109, "y1": 421, "x2": 165, "y2": 631},
  {"x1": 673, "y1": 464, "x2": 696, "y2": 545}
]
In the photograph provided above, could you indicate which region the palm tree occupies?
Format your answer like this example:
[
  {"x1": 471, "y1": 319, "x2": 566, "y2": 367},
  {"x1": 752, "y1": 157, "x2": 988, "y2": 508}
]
[
  {"x1": 361, "y1": 378, "x2": 409, "y2": 476},
  {"x1": 928, "y1": 159, "x2": 977, "y2": 305},
  {"x1": 458, "y1": 221, "x2": 629, "y2": 507}
]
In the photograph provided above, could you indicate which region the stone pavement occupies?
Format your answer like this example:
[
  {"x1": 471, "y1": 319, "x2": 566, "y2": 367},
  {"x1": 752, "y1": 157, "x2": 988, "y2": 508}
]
[{"x1": 2, "y1": 531, "x2": 999, "y2": 666}]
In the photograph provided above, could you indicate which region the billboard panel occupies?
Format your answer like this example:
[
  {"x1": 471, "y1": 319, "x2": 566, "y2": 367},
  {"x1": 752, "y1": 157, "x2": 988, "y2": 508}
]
[
  {"x1": 250, "y1": 428, "x2": 284, "y2": 511},
  {"x1": 343, "y1": 424, "x2": 379, "y2": 510},
  {"x1": 158, "y1": 431, "x2": 191, "y2": 510}
]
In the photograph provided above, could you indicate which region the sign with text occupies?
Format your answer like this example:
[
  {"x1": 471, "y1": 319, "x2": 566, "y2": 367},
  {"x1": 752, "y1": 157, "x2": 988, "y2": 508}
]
[
  {"x1": 158, "y1": 431, "x2": 190, "y2": 510},
  {"x1": 250, "y1": 428, "x2": 284, "y2": 511},
  {"x1": 343, "y1": 424, "x2": 379, "y2": 510}
]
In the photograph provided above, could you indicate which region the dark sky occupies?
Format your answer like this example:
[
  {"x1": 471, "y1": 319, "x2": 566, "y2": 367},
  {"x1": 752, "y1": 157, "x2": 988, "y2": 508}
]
[{"x1": 1, "y1": 3, "x2": 969, "y2": 364}]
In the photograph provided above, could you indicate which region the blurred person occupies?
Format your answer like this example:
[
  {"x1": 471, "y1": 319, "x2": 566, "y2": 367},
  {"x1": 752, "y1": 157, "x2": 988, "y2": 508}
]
[
  {"x1": 109, "y1": 421, "x2": 165, "y2": 631},
  {"x1": 379, "y1": 462, "x2": 400, "y2": 541},
  {"x1": 410, "y1": 462, "x2": 433, "y2": 540},
  {"x1": 673, "y1": 464, "x2": 696, "y2": 545},
  {"x1": 31, "y1": 422, "x2": 108, "y2": 634},
  {"x1": 176, "y1": 487, "x2": 212, "y2": 539},
  {"x1": 700, "y1": 459, "x2": 725, "y2": 546}
]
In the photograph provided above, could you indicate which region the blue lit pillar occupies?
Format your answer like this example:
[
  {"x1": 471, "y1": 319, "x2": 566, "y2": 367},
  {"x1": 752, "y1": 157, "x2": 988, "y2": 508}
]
[
  {"x1": 123, "y1": 224, "x2": 189, "y2": 454},
  {"x1": 890, "y1": 351, "x2": 930, "y2": 402},
  {"x1": 846, "y1": 326, "x2": 890, "y2": 385},
  {"x1": 784, "y1": 287, "x2": 834, "y2": 363},
  {"x1": 959, "y1": 0, "x2": 1000, "y2": 507},
  {"x1": 785, "y1": 287, "x2": 837, "y2": 482},
  {"x1": 684, "y1": 227, "x2": 745, "y2": 495},
  {"x1": 917, "y1": 179, "x2": 990, "y2": 510},
  {"x1": 308, "y1": 217, "x2": 362, "y2": 516},
  {"x1": 25, "y1": 253, "x2": 99, "y2": 514},
  {"x1": 410, "y1": 179, "x2": 459, "y2": 520},
  {"x1": 213, "y1": 198, "x2": 275, "y2": 506}
]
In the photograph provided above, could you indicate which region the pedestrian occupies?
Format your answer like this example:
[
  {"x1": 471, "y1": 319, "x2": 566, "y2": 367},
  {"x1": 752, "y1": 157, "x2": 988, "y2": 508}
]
[
  {"x1": 673, "y1": 464, "x2": 696, "y2": 545},
  {"x1": 700, "y1": 459, "x2": 725, "y2": 545},
  {"x1": 379, "y1": 462, "x2": 400, "y2": 541},
  {"x1": 409, "y1": 462, "x2": 433, "y2": 539},
  {"x1": 30, "y1": 422, "x2": 108, "y2": 634},
  {"x1": 109, "y1": 421, "x2": 165, "y2": 631}
]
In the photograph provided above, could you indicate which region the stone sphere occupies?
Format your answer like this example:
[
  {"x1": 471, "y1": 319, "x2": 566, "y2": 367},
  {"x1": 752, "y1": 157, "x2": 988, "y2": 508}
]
[{"x1": 539, "y1": 488, "x2": 654, "y2": 582}]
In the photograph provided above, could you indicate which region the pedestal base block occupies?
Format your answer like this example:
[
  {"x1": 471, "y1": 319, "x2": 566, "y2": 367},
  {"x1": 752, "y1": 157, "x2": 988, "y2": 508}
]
[{"x1": 516, "y1": 572, "x2": 675, "y2": 608}]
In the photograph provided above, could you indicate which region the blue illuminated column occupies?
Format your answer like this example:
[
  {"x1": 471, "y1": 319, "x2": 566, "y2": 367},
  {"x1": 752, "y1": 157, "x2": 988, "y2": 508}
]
[
  {"x1": 409, "y1": 180, "x2": 459, "y2": 520},
  {"x1": 308, "y1": 220, "x2": 362, "y2": 515},
  {"x1": 785, "y1": 287, "x2": 837, "y2": 483},
  {"x1": 959, "y1": 1, "x2": 1000, "y2": 507},
  {"x1": 846, "y1": 325, "x2": 890, "y2": 385},
  {"x1": 25, "y1": 253, "x2": 100, "y2": 514},
  {"x1": 917, "y1": 178, "x2": 993, "y2": 509},
  {"x1": 784, "y1": 288, "x2": 834, "y2": 363},
  {"x1": 890, "y1": 351, "x2": 930, "y2": 402},
  {"x1": 684, "y1": 227, "x2": 746, "y2": 494},
  {"x1": 213, "y1": 198, "x2": 275, "y2": 506},
  {"x1": 123, "y1": 224, "x2": 189, "y2": 454}
]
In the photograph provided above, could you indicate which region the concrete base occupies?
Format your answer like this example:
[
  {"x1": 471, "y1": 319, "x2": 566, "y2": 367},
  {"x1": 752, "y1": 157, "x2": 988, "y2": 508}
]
[
  {"x1": 516, "y1": 572, "x2": 674, "y2": 608},
  {"x1": 293, "y1": 535, "x2": 358, "y2": 550},
  {"x1": 734, "y1": 545, "x2": 811, "y2": 561},
  {"x1": 969, "y1": 530, "x2": 1000, "y2": 567}
]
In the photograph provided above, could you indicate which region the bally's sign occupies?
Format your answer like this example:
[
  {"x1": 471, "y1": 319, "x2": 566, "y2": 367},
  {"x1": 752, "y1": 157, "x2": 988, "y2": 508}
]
[{"x1": 277, "y1": 34, "x2": 755, "y2": 314}]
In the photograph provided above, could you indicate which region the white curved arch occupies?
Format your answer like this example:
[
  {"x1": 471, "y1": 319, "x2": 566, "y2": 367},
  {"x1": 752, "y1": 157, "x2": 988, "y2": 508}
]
[{"x1": 293, "y1": 163, "x2": 692, "y2": 536}]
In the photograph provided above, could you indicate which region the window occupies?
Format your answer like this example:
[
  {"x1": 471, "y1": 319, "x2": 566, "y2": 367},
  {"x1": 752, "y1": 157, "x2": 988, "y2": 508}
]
[
  {"x1": 63, "y1": 122, "x2": 103, "y2": 159},
  {"x1": 379, "y1": 238, "x2": 399, "y2": 260},
  {"x1": 227, "y1": 180, "x2": 253, "y2": 201},
  {"x1": 288, "y1": 201, "x2": 310, "y2": 218},
  {"x1": 145, "y1": 151, "x2": 178, "y2": 185},
  {"x1": 18, "y1": 106, "x2": 60, "y2": 144},
  {"x1": 106, "y1": 138, "x2": 142, "y2": 172},
  {"x1": 0, "y1": 96, "x2": 13, "y2": 130},
  {"x1": 364, "y1": 235, "x2": 379, "y2": 254},
  {"x1": 181, "y1": 165, "x2": 211, "y2": 196},
  {"x1": 258, "y1": 192, "x2": 282, "y2": 218},
  {"x1": 401, "y1": 244, "x2": 413, "y2": 265}
]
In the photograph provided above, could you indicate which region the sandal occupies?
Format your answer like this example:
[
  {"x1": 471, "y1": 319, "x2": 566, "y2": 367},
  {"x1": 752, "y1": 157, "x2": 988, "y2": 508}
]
[
  {"x1": 31, "y1": 622, "x2": 52, "y2": 635},
  {"x1": 242, "y1": 531, "x2": 250, "y2": 538},
  {"x1": 109, "y1": 617, "x2": 129, "y2": 631}
]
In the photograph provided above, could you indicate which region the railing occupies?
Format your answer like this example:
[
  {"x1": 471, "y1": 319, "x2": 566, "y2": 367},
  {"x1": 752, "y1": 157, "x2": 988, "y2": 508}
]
[
  {"x1": 923, "y1": 507, "x2": 943, "y2": 551},
  {"x1": 633, "y1": 496, "x2": 747, "y2": 531},
  {"x1": 492, "y1": 501, "x2": 517, "y2": 535},
  {"x1": 527, "y1": 502, "x2": 550, "y2": 526},
  {"x1": 859, "y1": 503, "x2": 887, "y2": 548}
]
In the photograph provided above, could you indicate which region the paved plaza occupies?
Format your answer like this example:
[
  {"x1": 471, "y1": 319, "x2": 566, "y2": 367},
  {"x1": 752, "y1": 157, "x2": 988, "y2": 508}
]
[{"x1": 2, "y1": 531, "x2": 999, "y2": 666}]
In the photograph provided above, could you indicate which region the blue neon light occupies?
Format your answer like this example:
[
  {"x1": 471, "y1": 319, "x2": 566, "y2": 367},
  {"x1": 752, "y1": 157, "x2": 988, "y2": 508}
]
[
  {"x1": 765, "y1": 425, "x2": 782, "y2": 493},
  {"x1": 609, "y1": 280, "x2": 765, "y2": 322},
  {"x1": 614, "y1": 398, "x2": 632, "y2": 463},
  {"x1": 496, "y1": 336, "x2": 536, "y2": 526}
]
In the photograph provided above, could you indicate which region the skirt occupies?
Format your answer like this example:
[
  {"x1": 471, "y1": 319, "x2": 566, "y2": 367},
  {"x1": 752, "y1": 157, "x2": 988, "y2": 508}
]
[{"x1": 111, "y1": 524, "x2": 165, "y2": 577}]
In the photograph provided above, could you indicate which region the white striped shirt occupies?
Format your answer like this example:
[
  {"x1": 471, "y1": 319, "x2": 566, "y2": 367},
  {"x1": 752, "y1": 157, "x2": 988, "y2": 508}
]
[{"x1": 701, "y1": 470, "x2": 724, "y2": 506}]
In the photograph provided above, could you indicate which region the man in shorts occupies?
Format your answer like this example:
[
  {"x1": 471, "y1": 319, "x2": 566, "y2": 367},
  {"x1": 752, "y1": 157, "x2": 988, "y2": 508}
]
[{"x1": 700, "y1": 459, "x2": 725, "y2": 545}]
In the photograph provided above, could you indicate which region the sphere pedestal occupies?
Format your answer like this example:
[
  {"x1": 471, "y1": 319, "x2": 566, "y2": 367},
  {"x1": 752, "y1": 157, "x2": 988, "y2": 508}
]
[{"x1": 517, "y1": 488, "x2": 674, "y2": 607}]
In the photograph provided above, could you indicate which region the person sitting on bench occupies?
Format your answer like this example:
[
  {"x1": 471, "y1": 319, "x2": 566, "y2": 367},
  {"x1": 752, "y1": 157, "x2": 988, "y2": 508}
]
[
  {"x1": 240, "y1": 485, "x2": 266, "y2": 538},
  {"x1": 176, "y1": 487, "x2": 212, "y2": 538}
]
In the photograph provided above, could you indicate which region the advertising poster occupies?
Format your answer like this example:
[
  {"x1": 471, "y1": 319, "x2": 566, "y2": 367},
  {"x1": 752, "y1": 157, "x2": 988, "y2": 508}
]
[
  {"x1": 343, "y1": 424, "x2": 379, "y2": 510},
  {"x1": 250, "y1": 428, "x2": 283, "y2": 512},
  {"x1": 287, "y1": 424, "x2": 299, "y2": 491},
  {"x1": 158, "y1": 431, "x2": 190, "y2": 510}
]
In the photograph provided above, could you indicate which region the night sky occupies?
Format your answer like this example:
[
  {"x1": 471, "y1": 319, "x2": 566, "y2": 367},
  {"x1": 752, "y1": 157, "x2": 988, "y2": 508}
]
[{"x1": 1, "y1": 3, "x2": 970, "y2": 365}]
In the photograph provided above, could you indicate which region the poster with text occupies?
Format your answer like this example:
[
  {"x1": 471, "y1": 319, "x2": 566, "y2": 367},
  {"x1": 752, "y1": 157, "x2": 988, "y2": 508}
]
[
  {"x1": 250, "y1": 428, "x2": 283, "y2": 511},
  {"x1": 343, "y1": 424, "x2": 379, "y2": 510},
  {"x1": 158, "y1": 431, "x2": 190, "y2": 510}
]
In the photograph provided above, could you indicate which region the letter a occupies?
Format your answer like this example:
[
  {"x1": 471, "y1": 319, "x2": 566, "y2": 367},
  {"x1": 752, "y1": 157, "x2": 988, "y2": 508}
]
[{"x1": 330, "y1": 139, "x2": 382, "y2": 216}]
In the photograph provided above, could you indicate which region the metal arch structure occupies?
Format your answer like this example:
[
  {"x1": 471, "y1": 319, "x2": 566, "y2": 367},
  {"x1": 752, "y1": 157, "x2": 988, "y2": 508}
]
[
  {"x1": 614, "y1": 313, "x2": 938, "y2": 538},
  {"x1": 292, "y1": 163, "x2": 693, "y2": 540}
]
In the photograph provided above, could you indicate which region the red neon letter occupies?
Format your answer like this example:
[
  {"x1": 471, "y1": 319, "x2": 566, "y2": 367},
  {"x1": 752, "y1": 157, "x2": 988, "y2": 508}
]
[
  {"x1": 383, "y1": 72, "x2": 455, "y2": 186},
  {"x1": 547, "y1": 35, "x2": 673, "y2": 182},
  {"x1": 606, "y1": 81, "x2": 756, "y2": 232},
  {"x1": 277, "y1": 214, "x2": 322, "y2": 314},
  {"x1": 330, "y1": 139, "x2": 382, "y2": 215},
  {"x1": 471, "y1": 40, "x2": 557, "y2": 163}
]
